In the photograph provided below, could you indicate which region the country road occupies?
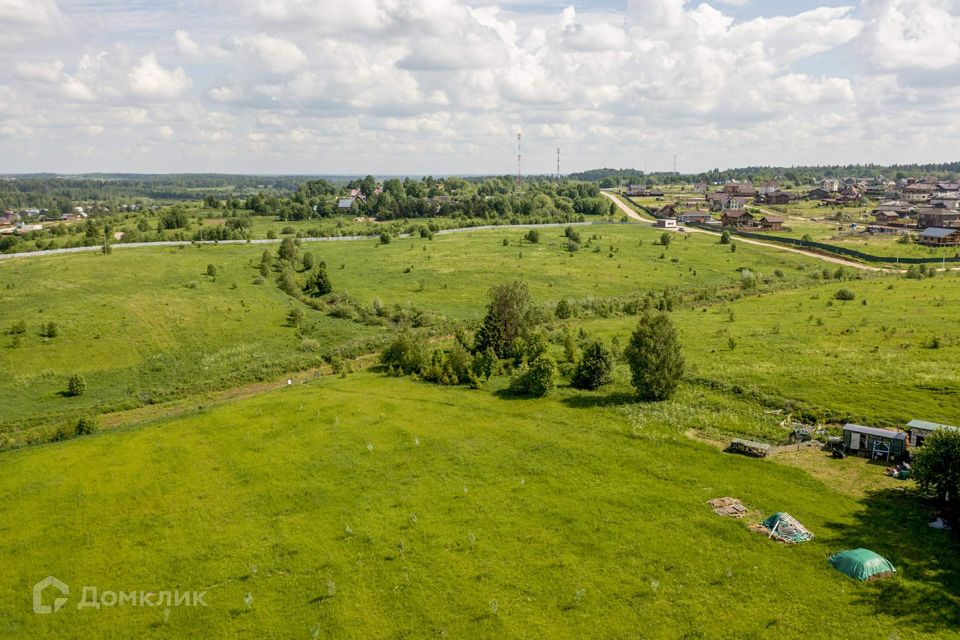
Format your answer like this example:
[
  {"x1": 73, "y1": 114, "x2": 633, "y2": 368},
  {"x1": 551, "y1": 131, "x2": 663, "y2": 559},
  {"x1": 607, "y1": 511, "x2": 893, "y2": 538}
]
[{"x1": 600, "y1": 191, "x2": 886, "y2": 272}]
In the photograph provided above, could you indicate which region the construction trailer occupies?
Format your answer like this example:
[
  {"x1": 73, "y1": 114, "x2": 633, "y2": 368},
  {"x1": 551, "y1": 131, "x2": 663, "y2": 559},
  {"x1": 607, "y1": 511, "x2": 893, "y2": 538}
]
[{"x1": 842, "y1": 424, "x2": 906, "y2": 461}]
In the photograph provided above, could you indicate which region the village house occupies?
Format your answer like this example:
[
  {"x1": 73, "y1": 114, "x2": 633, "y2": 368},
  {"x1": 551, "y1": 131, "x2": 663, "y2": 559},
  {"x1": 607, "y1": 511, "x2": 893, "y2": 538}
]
[
  {"x1": 759, "y1": 180, "x2": 780, "y2": 196},
  {"x1": 764, "y1": 191, "x2": 791, "y2": 206},
  {"x1": 903, "y1": 183, "x2": 936, "y2": 203},
  {"x1": 842, "y1": 424, "x2": 906, "y2": 461},
  {"x1": 723, "y1": 181, "x2": 757, "y2": 198},
  {"x1": 655, "y1": 204, "x2": 678, "y2": 218},
  {"x1": 873, "y1": 211, "x2": 901, "y2": 226},
  {"x1": 807, "y1": 187, "x2": 832, "y2": 201},
  {"x1": 693, "y1": 182, "x2": 709, "y2": 193},
  {"x1": 721, "y1": 210, "x2": 753, "y2": 227},
  {"x1": 757, "y1": 215, "x2": 784, "y2": 231},
  {"x1": 337, "y1": 198, "x2": 356, "y2": 213},
  {"x1": 930, "y1": 193, "x2": 960, "y2": 210},
  {"x1": 820, "y1": 178, "x2": 840, "y2": 192},
  {"x1": 918, "y1": 208, "x2": 960, "y2": 229},
  {"x1": 906, "y1": 419, "x2": 959, "y2": 447},
  {"x1": 918, "y1": 227, "x2": 960, "y2": 247}
]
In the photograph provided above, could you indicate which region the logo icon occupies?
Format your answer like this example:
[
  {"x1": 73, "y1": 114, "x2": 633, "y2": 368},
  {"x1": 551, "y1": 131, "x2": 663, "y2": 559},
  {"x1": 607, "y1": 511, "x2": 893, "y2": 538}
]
[{"x1": 33, "y1": 576, "x2": 69, "y2": 614}]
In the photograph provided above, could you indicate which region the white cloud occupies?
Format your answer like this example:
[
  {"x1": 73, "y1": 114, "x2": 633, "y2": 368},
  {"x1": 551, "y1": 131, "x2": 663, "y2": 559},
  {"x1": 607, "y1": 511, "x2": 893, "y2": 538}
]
[
  {"x1": 128, "y1": 53, "x2": 192, "y2": 99},
  {"x1": 861, "y1": 0, "x2": 960, "y2": 70},
  {"x1": 15, "y1": 60, "x2": 64, "y2": 82},
  {"x1": 174, "y1": 30, "x2": 230, "y2": 61},
  {"x1": 248, "y1": 33, "x2": 308, "y2": 74}
]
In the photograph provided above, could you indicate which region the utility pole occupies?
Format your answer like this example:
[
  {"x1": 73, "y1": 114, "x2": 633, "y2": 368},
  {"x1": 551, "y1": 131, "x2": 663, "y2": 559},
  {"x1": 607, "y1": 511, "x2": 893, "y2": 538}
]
[
  {"x1": 556, "y1": 148, "x2": 561, "y2": 182},
  {"x1": 674, "y1": 155, "x2": 678, "y2": 176}
]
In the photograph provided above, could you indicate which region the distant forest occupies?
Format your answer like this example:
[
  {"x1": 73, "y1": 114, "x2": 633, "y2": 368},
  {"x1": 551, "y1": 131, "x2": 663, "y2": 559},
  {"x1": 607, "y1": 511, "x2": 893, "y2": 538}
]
[{"x1": 569, "y1": 163, "x2": 960, "y2": 187}]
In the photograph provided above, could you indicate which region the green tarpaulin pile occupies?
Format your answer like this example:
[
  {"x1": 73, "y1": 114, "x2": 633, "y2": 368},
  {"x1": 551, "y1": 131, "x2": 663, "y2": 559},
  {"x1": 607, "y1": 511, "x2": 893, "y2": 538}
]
[{"x1": 829, "y1": 548, "x2": 896, "y2": 582}]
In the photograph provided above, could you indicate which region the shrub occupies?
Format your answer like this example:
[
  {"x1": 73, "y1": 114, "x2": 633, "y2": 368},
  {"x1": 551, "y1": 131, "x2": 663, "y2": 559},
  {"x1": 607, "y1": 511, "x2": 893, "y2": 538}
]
[
  {"x1": 281, "y1": 226, "x2": 296, "y2": 235},
  {"x1": 380, "y1": 329, "x2": 428, "y2": 374},
  {"x1": 509, "y1": 353, "x2": 558, "y2": 397},
  {"x1": 266, "y1": 229, "x2": 277, "y2": 239},
  {"x1": 730, "y1": 243, "x2": 737, "y2": 253},
  {"x1": 206, "y1": 263, "x2": 217, "y2": 277},
  {"x1": 41, "y1": 321, "x2": 59, "y2": 338},
  {"x1": 555, "y1": 298, "x2": 572, "y2": 320},
  {"x1": 524, "y1": 229, "x2": 540, "y2": 244},
  {"x1": 75, "y1": 416, "x2": 97, "y2": 436},
  {"x1": 302, "y1": 252, "x2": 315, "y2": 271},
  {"x1": 719, "y1": 230, "x2": 731, "y2": 245},
  {"x1": 571, "y1": 339, "x2": 614, "y2": 390},
  {"x1": 835, "y1": 288, "x2": 856, "y2": 301},
  {"x1": 278, "y1": 237, "x2": 297, "y2": 262},
  {"x1": 660, "y1": 232, "x2": 671, "y2": 247},
  {"x1": 8, "y1": 320, "x2": 26, "y2": 335},
  {"x1": 567, "y1": 239, "x2": 580, "y2": 253},
  {"x1": 67, "y1": 374, "x2": 87, "y2": 397},
  {"x1": 624, "y1": 313, "x2": 685, "y2": 401},
  {"x1": 379, "y1": 231, "x2": 392, "y2": 245},
  {"x1": 472, "y1": 347, "x2": 498, "y2": 380},
  {"x1": 289, "y1": 307, "x2": 305, "y2": 328},
  {"x1": 502, "y1": 238, "x2": 510, "y2": 246}
]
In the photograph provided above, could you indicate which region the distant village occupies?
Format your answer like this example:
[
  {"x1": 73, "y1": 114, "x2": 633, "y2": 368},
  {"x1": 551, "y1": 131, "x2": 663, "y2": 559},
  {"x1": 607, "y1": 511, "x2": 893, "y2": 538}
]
[
  {"x1": 0, "y1": 203, "x2": 147, "y2": 236},
  {"x1": 625, "y1": 176, "x2": 960, "y2": 247}
]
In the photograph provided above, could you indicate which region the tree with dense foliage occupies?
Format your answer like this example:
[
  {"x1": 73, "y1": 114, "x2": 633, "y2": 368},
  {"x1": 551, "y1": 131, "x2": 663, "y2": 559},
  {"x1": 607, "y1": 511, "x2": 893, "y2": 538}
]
[
  {"x1": 624, "y1": 313, "x2": 685, "y2": 401},
  {"x1": 474, "y1": 281, "x2": 537, "y2": 358},
  {"x1": 302, "y1": 263, "x2": 332, "y2": 297},
  {"x1": 67, "y1": 374, "x2": 86, "y2": 397},
  {"x1": 524, "y1": 229, "x2": 540, "y2": 244},
  {"x1": 278, "y1": 237, "x2": 297, "y2": 263},
  {"x1": 572, "y1": 339, "x2": 615, "y2": 390},
  {"x1": 509, "y1": 353, "x2": 558, "y2": 397},
  {"x1": 912, "y1": 429, "x2": 960, "y2": 522}
]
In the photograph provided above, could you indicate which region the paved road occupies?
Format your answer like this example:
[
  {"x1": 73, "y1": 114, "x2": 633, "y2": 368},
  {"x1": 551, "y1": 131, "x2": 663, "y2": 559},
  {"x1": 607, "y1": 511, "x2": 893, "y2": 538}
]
[
  {"x1": 601, "y1": 191, "x2": 886, "y2": 272},
  {"x1": 0, "y1": 221, "x2": 610, "y2": 262}
]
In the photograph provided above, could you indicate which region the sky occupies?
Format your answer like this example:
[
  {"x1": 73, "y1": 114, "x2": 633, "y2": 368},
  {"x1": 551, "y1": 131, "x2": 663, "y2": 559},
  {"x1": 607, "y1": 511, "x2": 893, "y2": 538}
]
[{"x1": 0, "y1": 0, "x2": 958, "y2": 175}]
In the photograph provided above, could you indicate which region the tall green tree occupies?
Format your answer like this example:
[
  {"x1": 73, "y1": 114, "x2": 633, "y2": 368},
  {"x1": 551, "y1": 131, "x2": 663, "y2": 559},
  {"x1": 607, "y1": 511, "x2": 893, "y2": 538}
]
[
  {"x1": 912, "y1": 429, "x2": 960, "y2": 522},
  {"x1": 572, "y1": 339, "x2": 614, "y2": 390},
  {"x1": 302, "y1": 263, "x2": 332, "y2": 297},
  {"x1": 624, "y1": 313, "x2": 685, "y2": 401},
  {"x1": 474, "y1": 281, "x2": 537, "y2": 358}
]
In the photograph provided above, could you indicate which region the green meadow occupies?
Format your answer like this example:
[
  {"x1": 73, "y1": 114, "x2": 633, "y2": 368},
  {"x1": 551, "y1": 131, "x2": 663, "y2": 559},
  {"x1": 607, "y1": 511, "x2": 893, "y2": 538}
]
[
  {"x1": 2, "y1": 223, "x2": 959, "y2": 638},
  {"x1": 2, "y1": 374, "x2": 958, "y2": 639}
]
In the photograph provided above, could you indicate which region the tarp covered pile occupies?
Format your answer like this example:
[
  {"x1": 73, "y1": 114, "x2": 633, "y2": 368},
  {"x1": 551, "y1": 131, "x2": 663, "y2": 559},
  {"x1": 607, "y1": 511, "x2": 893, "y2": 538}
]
[
  {"x1": 829, "y1": 548, "x2": 896, "y2": 581},
  {"x1": 759, "y1": 512, "x2": 814, "y2": 543}
]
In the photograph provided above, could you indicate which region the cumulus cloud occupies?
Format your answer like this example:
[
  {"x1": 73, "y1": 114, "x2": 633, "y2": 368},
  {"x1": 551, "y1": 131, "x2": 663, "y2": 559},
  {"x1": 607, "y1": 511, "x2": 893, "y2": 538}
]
[
  {"x1": 2, "y1": 0, "x2": 960, "y2": 173},
  {"x1": 128, "y1": 54, "x2": 192, "y2": 99}
]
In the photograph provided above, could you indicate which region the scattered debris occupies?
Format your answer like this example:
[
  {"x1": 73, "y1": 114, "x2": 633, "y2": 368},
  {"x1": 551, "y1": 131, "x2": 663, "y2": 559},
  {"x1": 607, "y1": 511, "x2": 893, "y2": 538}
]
[
  {"x1": 728, "y1": 439, "x2": 772, "y2": 458},
  {"x1": 929, "y1": 518, "x2": 952, "y2": 531},
  {"x1": 708, "y1": 497, "x2": 748, "y2": 519},
  {"x1": 751, "y1": 512, "x2": 814, "y2": 544}
]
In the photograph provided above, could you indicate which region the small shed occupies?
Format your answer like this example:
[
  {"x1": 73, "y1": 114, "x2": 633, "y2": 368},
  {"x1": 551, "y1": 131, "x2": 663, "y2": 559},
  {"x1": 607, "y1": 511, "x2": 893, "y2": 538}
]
[
  {"x1": 907, "y1": 419, "x2": 959, "y2": 447},
  {"x1": 842, "y1": 424, "x2": 906, "y2": 460},
  {"x1": 656, "y1": 218, "x2": 678, "y2": 229}
]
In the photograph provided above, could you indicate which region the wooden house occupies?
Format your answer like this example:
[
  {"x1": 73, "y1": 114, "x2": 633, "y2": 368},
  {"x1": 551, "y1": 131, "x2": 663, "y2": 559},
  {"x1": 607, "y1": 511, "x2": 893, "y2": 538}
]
[
  {"x1": 906, "y1": 419, "x2": 959, "y2": 447},
  {"x1": 842, "y1": 424, "x2": 906, "y2": 460},
  {"x1": 918, "y1": 227, "x2": 960, "y2": 247},
  {"x1": 758, "y1": 215, "x2": 784, "y2": 231}
]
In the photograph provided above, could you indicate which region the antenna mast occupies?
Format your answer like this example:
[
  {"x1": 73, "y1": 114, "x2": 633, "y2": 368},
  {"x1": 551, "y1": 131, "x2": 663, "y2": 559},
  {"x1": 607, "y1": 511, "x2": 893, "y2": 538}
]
[{"x1": 516, "y1": 133, "x2": 522, "y2": 189}]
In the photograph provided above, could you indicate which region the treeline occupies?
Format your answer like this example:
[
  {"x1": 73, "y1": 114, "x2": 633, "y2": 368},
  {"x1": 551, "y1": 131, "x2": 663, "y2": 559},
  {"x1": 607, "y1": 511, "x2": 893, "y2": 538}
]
[{"x1": 571, "y1": 162, "x2": 960, "y2": 188}]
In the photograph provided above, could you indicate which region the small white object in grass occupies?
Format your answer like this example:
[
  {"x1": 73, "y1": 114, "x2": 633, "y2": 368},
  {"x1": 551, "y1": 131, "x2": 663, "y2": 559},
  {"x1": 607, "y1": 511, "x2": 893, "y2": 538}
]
[
  {"x1": 414, "y1": 437, "x2": 420, "y2": 446},
  {"x1": 345, "y1": 525, "x2": 353, "y2": 536},
  {"x1": 244, "y1": 592, "x2": 254, "y2": 608},
  {"x1": 311, "y1": 625, "x2": 320, "y2": 640},
  {"x1": 409, "y1": 513, "x2": 418, "y2": 524},
  {"x1": 519, "y1": 478, "x2": 525, "y2": 488},
  {"x1": 489, "y1": 600, "x2": 498, "y2": 615},
  {"x1": 327, "y1": 580, "x2": 336, "y2": 597},
  {"x1": 367, "y1": 443, "x2": 374, "y2": 452},
  {"x1": 287, "y1": 379, "x2": 293, "y2": 386},
  {"x1": 650, "y1": 579, "x2": 660, "y2": 592},
  {"x1": 575, "y1": 588, "x2": 585, "y2": 604},
  {"x1": 463, "y1": 486, "x2": 468, "y2": 495},
  {"x1": 162, "y1": 607, "x2": 170, "y2": 624},
  {"x1": 250, "y1": 564, "x2": 258, "y2": 575},
  {"x1": 468, "y1": 532, "x2": 477, "y2": 546},
  {"x1": 334, "y1": 416, "x2": 339, "y2": 426}
]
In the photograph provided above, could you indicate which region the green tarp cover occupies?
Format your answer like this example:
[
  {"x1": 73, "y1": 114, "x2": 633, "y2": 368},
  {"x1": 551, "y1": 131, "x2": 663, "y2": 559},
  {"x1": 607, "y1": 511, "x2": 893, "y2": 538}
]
[
  {"x1": 761, "y1": 512, "x2": 814, "y2": 543},
  {"x1": 829, "y1": 548, "x2": 896, "y2": 581}
]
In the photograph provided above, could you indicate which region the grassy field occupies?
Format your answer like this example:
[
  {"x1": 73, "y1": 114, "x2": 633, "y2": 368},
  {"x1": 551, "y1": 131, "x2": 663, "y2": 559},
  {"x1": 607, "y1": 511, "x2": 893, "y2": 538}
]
[
  {"x1": 1, "y1": 373, "x2": 957, "y2": 639},
  {"x1": 0, "y1": 224, "x2": 828, "y2": 435}
]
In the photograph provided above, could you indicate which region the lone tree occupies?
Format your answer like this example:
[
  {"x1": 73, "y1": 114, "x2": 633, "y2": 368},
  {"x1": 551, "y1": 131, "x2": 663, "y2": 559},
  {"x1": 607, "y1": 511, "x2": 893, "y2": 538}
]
[
  {"x1": 278, "y1": 236, "x2": 297, "y2": 263},
  {"x1": 571, "y1": 338, "x2": 614, "y2": 390},
  {"x1": 912, "y1": 429, "x2": 960, "y2": 523},
  {"x1": 624, "y1": 312, "x2": 685, "y2": 401},
  {"x1": 474, "y1": 281, "x2": 537, "y2": 358},
  {"x1": 67, "y1": 374, "x2": 86, "y2": 397},
  {"x1": 302, "y1": 263, "x2": 333, "y2": 297},
  {"x1": 509, "y1": 353, "x2": 558, "y2": 397}
]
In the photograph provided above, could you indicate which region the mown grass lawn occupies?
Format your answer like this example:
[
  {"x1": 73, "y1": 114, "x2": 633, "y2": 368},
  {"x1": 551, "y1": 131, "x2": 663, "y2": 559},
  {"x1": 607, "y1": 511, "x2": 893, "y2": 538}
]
[{"x1": 1, "y1": 373, "x2": 957, "y2": 639}]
